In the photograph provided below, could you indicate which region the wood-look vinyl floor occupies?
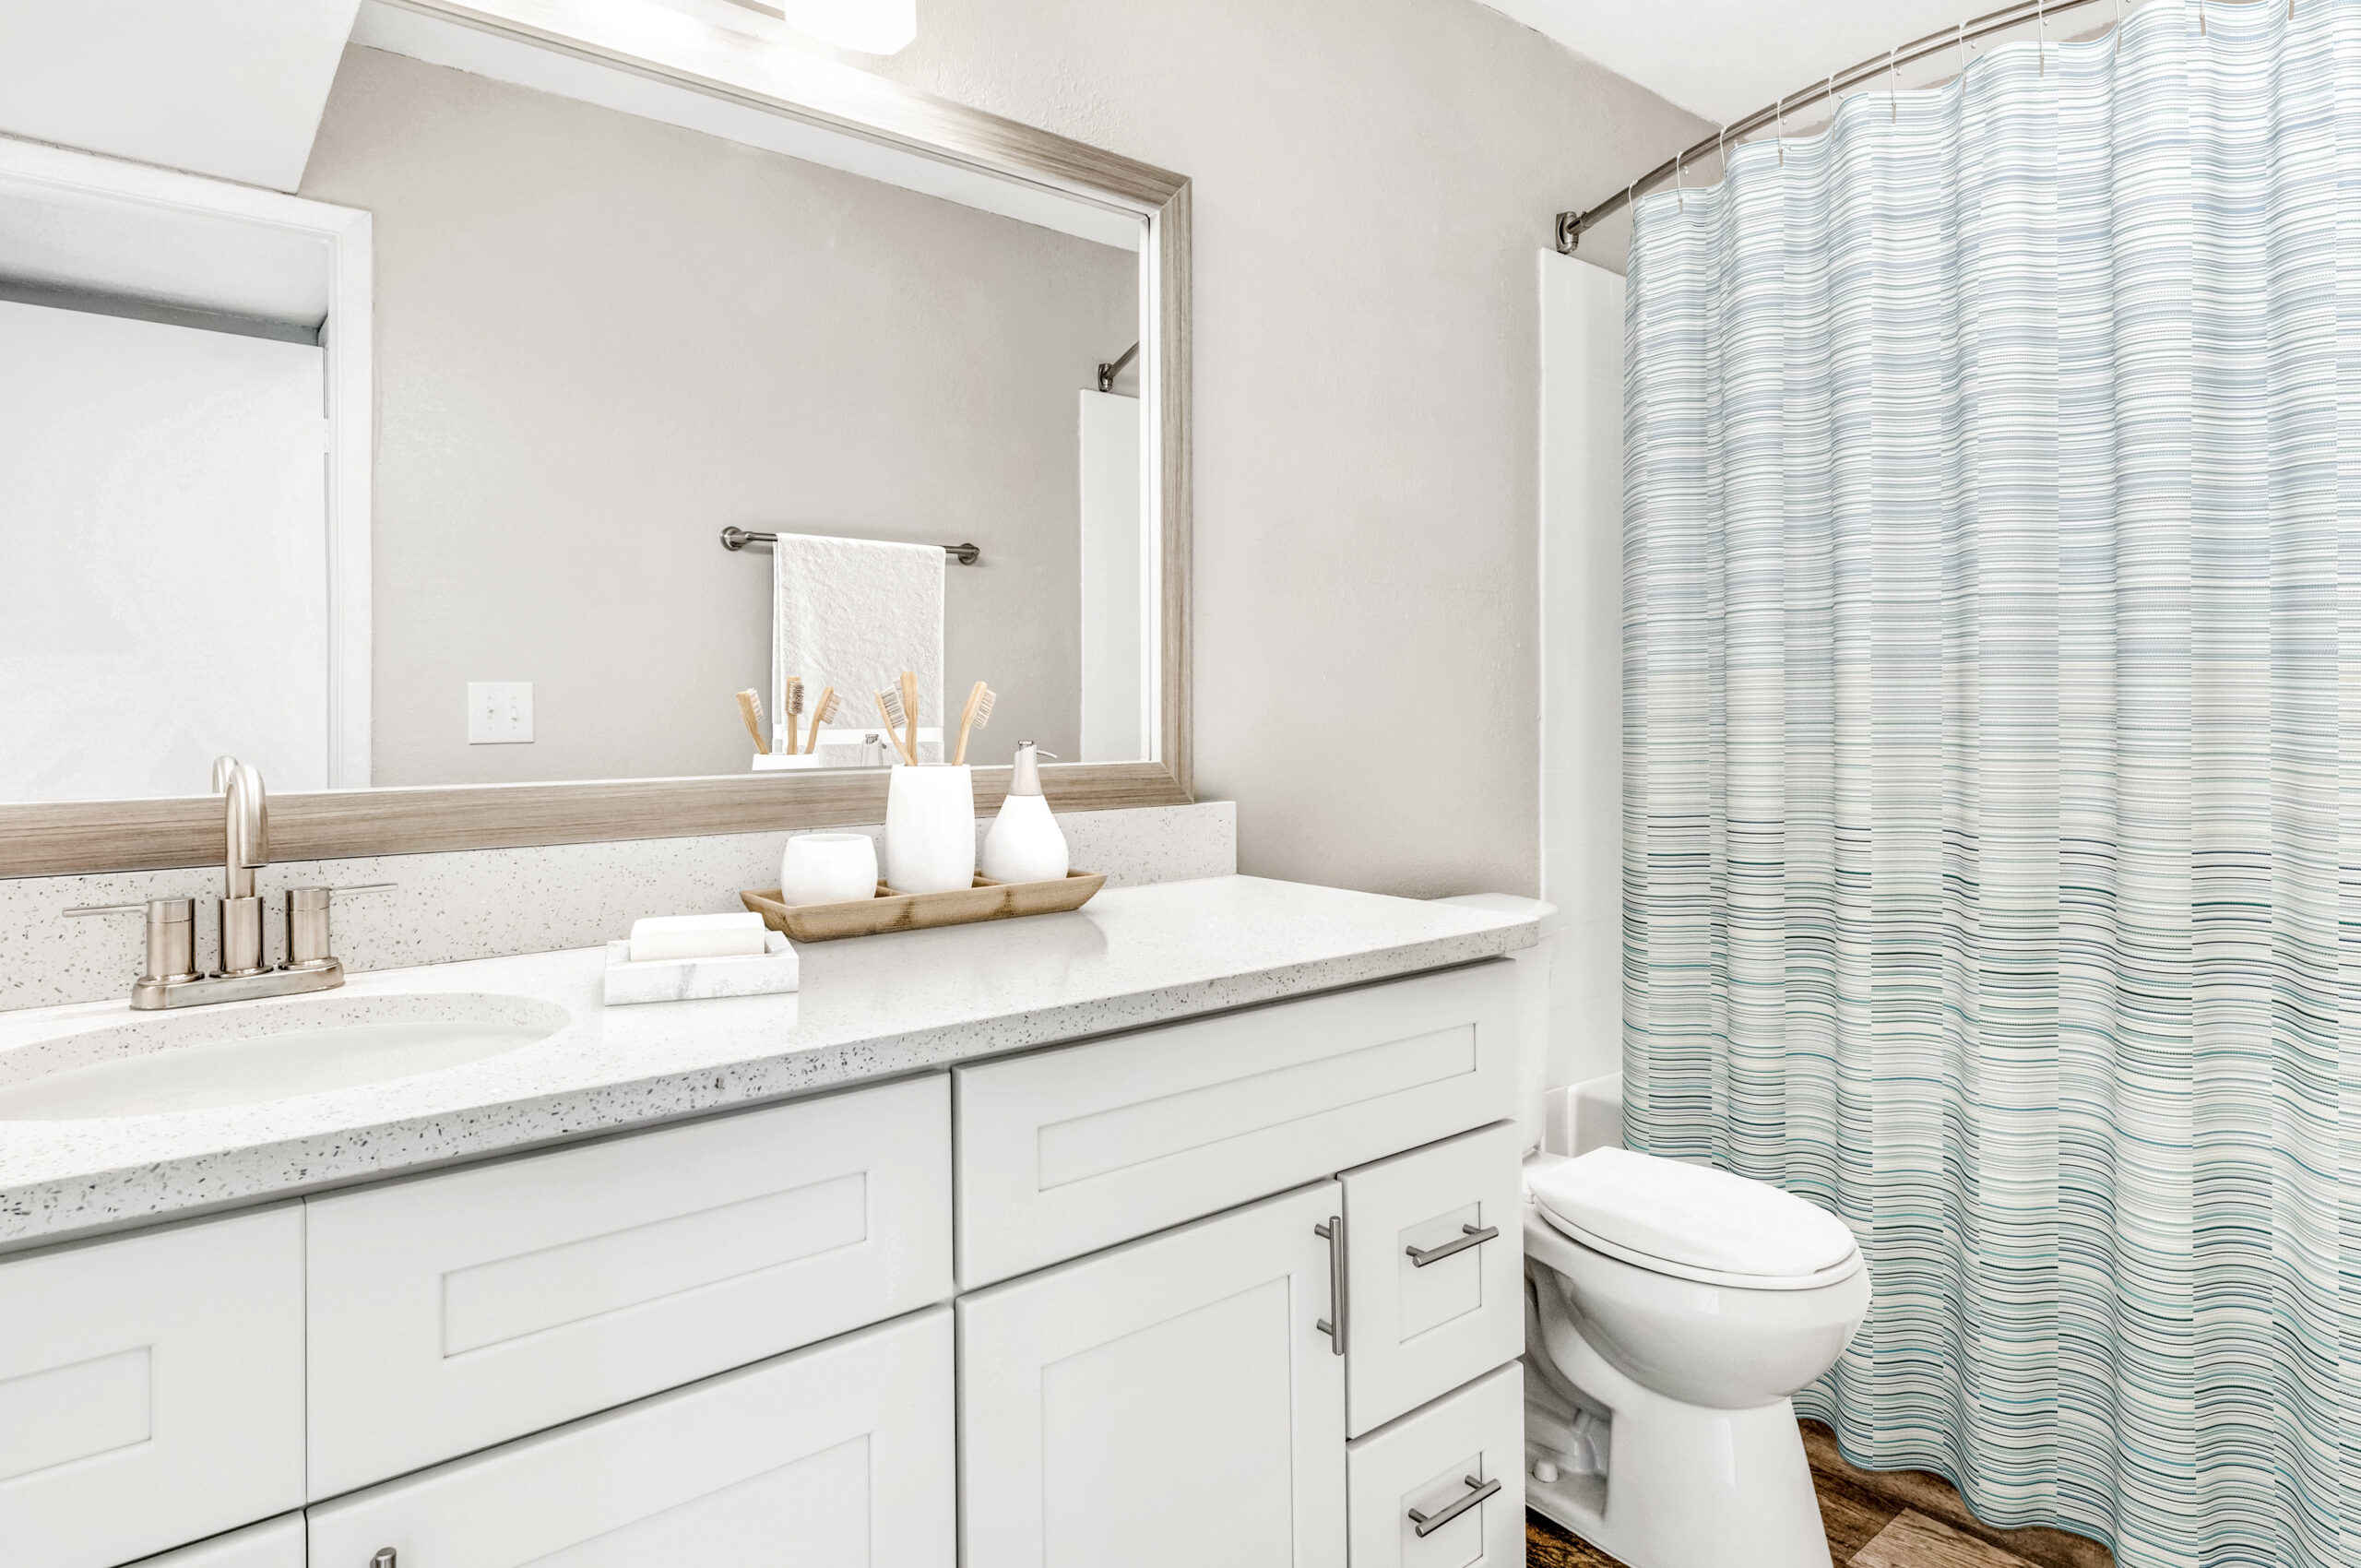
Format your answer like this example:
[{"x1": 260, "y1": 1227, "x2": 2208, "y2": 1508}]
[{"x1": 1526, "y1": 1421, "x2": 2117, "y2": 1568}]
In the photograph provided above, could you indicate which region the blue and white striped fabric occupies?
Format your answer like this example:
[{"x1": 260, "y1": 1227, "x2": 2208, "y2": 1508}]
[{"x1": 1622, "y1": 5, "x2": 2361, "y2": 1565}]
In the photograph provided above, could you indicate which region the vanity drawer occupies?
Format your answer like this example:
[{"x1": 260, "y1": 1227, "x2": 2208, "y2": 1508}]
[
  {"x1": 1347, "y1": 1362, "x2": 1525, "y2": 1568},
  {"x1": 125, "y1": 1515, "x2": 305, "y2": 1568},
  {"x1": 0, "y1": 1208, "x2": 304, "y2": 1568},
  {"x1": 1341, "y1": 1120, "x2": 1525, "y2": 1436},
  {"x1": 955, "y1": 962, "x2": 1517, "y2": 1287},
  {"x1": 306, "y1": 1073, "x2": 953, "y2": 1497},
  {"x1": 308, "y1": 1305, "x2": 955, "y2": 1568}
]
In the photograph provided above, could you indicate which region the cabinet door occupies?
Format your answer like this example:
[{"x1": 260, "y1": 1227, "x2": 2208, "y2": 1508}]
[
  {"x1": 307, "y1": 1074, "x2": 952, "y2": 1496},
  {"x1": 1346, "y1": 1363, "x2": 1525, "y2": 1568},
  {"x1": 959, "y1": 1182, "x2": 1347, "y2": 1568},
  {"x1": 1341, "y1": 1121, "x2": 1524, "y2": 1435},
  {"x1": 0, "y1": 1207, "x2": 304, "y2": 1568},
  {"x1": 307, "y1": 1306, "x2": 953, "y2": 1568}
]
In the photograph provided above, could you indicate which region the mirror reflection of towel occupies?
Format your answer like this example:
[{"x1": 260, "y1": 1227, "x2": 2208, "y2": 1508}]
[{"x1": 770, "y1": 533, "x2": 945, "y2": 763}]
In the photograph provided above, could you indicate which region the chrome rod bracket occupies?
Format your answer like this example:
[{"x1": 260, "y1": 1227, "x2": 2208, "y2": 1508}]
[{"x1": 1096, "y1": 339, "x2": 1141, "y2": 392}]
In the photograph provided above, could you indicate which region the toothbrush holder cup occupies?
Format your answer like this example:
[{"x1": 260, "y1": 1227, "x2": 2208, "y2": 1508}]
[{"x1": 884, "y1": 765, "x2": 976, "y2": 895}]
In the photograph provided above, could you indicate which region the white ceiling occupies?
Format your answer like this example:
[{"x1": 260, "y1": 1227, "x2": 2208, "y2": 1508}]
[
  {"x1": 0, "y1": 0, "x2": 361, "y2": 191},
  {"x1": 1480, "y1": 0, "x2": 2009, "y2": 125}
]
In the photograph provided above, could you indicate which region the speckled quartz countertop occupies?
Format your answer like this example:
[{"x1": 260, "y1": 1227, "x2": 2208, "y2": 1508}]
[{"x1": 0, "y1": 875, "x2": 1536, "y2": 1253}]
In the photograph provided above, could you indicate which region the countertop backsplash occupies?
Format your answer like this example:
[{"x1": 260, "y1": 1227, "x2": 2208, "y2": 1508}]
[{"x1": 0, "y1": 801, "x2": 1235, "y2": 1013}]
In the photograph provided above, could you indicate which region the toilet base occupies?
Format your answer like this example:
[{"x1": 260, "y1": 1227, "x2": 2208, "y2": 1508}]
[{"x1": 1525, "y1": 1313, "x2": 1831, "y2": 1568}]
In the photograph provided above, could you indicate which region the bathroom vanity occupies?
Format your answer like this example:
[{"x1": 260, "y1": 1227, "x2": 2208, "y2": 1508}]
[{"x1": 0, "y1": 877, "x2": 1535, "y2": 1568}]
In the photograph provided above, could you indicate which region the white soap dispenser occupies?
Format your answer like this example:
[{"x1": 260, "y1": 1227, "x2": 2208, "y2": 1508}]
[{"x1": 980, "y1": 742, "x2": 1069, "y2": 884}]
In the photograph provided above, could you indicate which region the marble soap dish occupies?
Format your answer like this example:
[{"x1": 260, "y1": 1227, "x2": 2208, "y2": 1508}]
[{"x1": 602, "y1": 931, "x2": 800, "y2": 1006}]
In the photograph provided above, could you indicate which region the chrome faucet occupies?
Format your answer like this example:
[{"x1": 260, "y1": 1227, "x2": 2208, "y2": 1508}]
[
  {"x1": 65, "y1": 758, "x2": 391, "y2": 1009},
  {"x1": 218, "y1": 756, "x2": 270, "y2": 977}
]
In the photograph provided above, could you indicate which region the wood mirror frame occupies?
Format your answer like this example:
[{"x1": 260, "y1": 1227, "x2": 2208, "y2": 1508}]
[{"x1": 0, "y1": 0, "x2": 1190, "y2": 879}]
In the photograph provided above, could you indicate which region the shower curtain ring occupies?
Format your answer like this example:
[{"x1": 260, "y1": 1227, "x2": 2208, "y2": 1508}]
[
  {"x1": 1889, "y1": 46, "x2": 1899, "y2": 119},
  {"x1": 1775, "y1": 94, "x2": 1785, "y2": 164}
]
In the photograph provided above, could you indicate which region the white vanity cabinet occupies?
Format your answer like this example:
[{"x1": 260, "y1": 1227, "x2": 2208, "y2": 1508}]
[
  {"x1": 955, "y1": 963, "x2": 1529, "y2": 1568},
  {"x1": 307, "y1": 1306, "x2": 955, "y2": 1568},
  {"x1": 0, "y1": 952, "x2": 1534, "y2": 1568},
  {"x1": 0, "y1": 1208, "x2": 305, "y2": 1568},
  {"x1": 958, "y1": 1182, "x2": 1349, "y2": 1568}
]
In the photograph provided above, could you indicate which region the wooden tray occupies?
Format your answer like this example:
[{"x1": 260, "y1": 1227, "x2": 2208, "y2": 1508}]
[{"x1": 742, "y1": 870, "x2": 1106, "y2": 942}]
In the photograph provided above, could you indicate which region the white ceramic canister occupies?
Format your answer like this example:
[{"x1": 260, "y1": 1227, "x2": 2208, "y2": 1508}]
[
  {"x1": 884, "y1": 764, "x2": 975, "y2": 894},
  {"x1": 780, "y1": 831, "x2": 878, "y2": 906}
]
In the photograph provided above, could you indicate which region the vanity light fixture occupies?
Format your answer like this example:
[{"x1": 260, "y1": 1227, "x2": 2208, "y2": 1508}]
[{"x1": 777, "y1": 0, "x2": 915, "y2": 53}]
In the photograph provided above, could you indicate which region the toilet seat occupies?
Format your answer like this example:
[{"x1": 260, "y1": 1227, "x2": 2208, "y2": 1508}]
[{"x1": 1529, "y1": 1147, "x2": 1863, "y2": 1292}]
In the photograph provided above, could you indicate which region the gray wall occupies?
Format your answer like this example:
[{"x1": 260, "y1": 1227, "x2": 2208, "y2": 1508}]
[
  {"x1": 822, "y1": 0, "x2": 1704, "y2": 896},
  {"x1": 301, "y1": 45, "x2": 1135, "y2": 785}
]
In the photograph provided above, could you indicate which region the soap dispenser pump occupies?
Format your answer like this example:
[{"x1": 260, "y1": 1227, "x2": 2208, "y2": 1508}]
[{"x1": 980, "y1": 742, "x2": 1069, "y2": 885}]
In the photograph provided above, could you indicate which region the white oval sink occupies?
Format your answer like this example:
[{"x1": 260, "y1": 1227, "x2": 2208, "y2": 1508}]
[{"x1": 0, "y1": 993, "x2": 568, "y2": 1120}]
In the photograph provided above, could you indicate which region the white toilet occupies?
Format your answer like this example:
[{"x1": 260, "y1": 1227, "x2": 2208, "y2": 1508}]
[
  {"x1": 1521, "y1": 1147, "x2": 1870, "y2": 1568},
  {"x1": 1428, "y1": 891, "x2": 1870, "y2": 1568}
]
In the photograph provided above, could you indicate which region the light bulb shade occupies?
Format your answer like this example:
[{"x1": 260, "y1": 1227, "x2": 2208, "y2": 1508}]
[{"x1": 777, "y1": 0, "x2": 915, "y2": 53}]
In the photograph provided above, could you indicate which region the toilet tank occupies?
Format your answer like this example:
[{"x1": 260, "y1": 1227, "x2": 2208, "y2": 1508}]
[{"x1": 1431, "y1": 893, "x2": 1555, "y2": 1154}]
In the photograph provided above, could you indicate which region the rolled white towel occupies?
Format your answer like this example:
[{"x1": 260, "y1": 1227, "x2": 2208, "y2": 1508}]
[{"x1": 627, "y1": 912, "x2": 768, "y2": 964}]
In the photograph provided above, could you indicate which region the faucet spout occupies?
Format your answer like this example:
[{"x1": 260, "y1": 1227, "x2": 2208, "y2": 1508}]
[{"x1": 219, "y1": 759, "x2": 269, "y2": 899}]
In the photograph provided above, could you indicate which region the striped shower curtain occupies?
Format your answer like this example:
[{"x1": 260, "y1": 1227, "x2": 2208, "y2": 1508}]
[{"x1": 1621, "y1": 5, "x2": 2361, "y2": 1566}]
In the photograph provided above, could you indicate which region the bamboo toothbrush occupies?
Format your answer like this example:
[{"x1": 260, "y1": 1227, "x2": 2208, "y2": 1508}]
[
  {"x1": 735, "y1": 688, "x2": 768, "y2": 755},
  {"x1": 954, "y1": 681, "x2": 995, "y2": 766},
  {"x1": 875, "y1": 687, "x2": 917, "y2": 765},
  {"x1": 781, "y1": 677, "x2": 805, "y2": 755},
  {"x1": 899, "y1": 671, "x2": 919, "y2": 764},
  {"x1": 803, "y1": 686, "x2": 841, "y2": 754}
]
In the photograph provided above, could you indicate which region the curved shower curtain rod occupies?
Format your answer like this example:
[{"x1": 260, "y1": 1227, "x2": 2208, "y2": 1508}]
[{"x1": 1557, "y1": 0, "x2": 2130, "y2": 253}]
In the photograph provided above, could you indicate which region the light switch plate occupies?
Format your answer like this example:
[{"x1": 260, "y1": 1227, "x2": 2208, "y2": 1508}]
[{"x1": 467, "y1": 682, "x2": 533, "y2": 744}]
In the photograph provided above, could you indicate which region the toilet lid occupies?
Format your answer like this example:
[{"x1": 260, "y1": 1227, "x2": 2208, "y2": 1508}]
[{"x1": 1528, "y1": 1148, "x2": 1859, "y2": 1283}]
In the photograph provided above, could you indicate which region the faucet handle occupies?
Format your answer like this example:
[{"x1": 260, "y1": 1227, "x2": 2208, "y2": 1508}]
[
  {"x1": 285, "y1": 883, "x2": 396, "y2": 970},
  {"x1": 65, "y1": 897, "x2": 198, "y2": 984}
]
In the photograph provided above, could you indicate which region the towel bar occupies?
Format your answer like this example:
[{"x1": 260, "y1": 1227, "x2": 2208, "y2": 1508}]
[{"x1": 720, "y1": 528, "x2": 980, "y2": 565}]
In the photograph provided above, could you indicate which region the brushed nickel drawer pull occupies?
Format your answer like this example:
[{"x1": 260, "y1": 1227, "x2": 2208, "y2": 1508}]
[
  {"x1": 1313, "y1": 1216, "x2": 1347, "y2": 1355},
  {"x1": 1407, "y1": 1474, "x2": 1501, "y2": 1538},
  {"x1": 1406, "y1": 1222, "x2": 1500, "y2": 1268}
]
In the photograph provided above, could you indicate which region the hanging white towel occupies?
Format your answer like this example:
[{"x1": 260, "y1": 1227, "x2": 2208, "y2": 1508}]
[{"x1": 771, "y1": 533, "x2": 944, "y2": 764}]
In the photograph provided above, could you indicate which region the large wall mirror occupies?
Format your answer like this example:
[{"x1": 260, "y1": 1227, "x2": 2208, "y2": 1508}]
[{"x1": 0, "y1": 0, "x2": 1189, "y2": 875}]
